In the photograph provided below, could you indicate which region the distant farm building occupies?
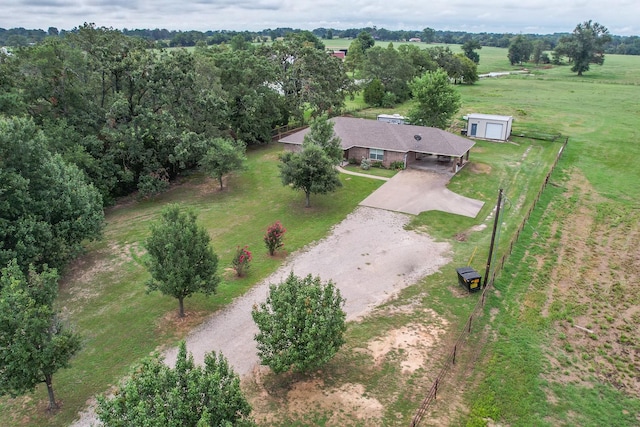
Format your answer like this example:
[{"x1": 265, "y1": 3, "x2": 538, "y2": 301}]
[
  {"x1": 409, "y1": 38, "x2": 421, "y2": 42},
  {"x1": 329, "y1": 49, "x2": 347, "y2": 60},
  {"x1": 463, "y1": 114, "x2": 513, "y2": 141}
]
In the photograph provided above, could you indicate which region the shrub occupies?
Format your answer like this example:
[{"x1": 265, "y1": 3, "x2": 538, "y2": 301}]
[
  {"x1": 371, "y1": 160, "x2": 384, "y2": 169},
  {"x1": 390, "y1": 160, "x2": 405, "y2": 170},
  {"x1": 231, "y1": 246, "x2": 252, "y2": 277},
  {"x1": 360, "y1": 158, "x2": 371, "y2": 170},
  {"x1": 264, "y1": 221, "x2": 286, "y2": 256}
]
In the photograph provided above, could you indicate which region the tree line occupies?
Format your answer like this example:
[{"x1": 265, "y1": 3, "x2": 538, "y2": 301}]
[{"x1": 3, "y1": 24, "x2": 640, "y2": 55}]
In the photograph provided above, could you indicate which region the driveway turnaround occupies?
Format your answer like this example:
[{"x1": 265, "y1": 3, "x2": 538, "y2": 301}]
[{"x1": 358, "y1": 169, "x2": 484, "y2": 217}]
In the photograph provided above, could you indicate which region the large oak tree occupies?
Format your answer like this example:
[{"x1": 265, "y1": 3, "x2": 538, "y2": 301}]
[{"x1": 555, "y1": 20, "x2": 612, "y2": 76}]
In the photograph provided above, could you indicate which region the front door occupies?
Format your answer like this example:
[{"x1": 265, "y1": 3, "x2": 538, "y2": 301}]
[{"x1": 470, "y1": 123, "x2": 478, "y2": 136}]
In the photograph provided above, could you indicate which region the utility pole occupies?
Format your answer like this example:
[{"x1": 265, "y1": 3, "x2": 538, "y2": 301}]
[{"x1": 483, "y1": 188, "x2": 503, "y2": 288}]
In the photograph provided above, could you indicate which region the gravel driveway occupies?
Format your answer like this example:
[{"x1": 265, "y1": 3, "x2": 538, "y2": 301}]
[
  {"x1": 72, "y1": 206, "x2": 452, "y2": 426},
  {"x1": 72, "y1": 195, "x2": 451, "y2": 427},
  {"x1": 163, "y1": 206, "x2": 451, "y2": 373}
]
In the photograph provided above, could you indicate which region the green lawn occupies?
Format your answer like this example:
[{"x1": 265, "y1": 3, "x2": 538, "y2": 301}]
[{"x1": 0, "y1": 144, "x2": 384, "y2": 427}]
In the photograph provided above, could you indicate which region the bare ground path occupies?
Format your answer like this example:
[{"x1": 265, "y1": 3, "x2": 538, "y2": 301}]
[{"x1": 71, "y1": 207, "x2": 451, "y2": 426}]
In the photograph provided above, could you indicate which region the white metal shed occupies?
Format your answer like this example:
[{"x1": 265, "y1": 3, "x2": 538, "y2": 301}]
[{"x1": 465, "y1": 114, "x2": 513, "y2": 141}]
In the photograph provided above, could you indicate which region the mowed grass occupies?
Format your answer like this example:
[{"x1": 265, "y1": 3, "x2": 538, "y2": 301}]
[{"x1": 0, "y1": 144, "x2": 383, "y2": 427}]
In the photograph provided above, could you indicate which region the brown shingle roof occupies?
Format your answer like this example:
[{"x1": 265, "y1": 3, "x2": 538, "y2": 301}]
[{"x1": 280, "y1": 116, "x2": 475, "y2": 157}]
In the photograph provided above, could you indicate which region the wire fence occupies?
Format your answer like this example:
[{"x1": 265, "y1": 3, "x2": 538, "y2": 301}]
[{"x1": 410, "y1": 136, "x2": 569, "y2": 427}]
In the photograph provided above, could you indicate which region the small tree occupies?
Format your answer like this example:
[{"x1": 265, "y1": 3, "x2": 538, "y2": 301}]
[
  {"x1": 363, "y1": 78, "x2": 385, "y2": 107},
  {"x1": 231, "y1": 246, "x2": 252, "y2": 277},
  {"x1": 145, "y1": 205, "x2": 220, "y2": 318},
  {"x1": 97, "y1": 341, "x2": 252, "y2": 426},
  {"x1": 303, "y1": 114, "x2": 343, "y2": 165},
  {"x1": 264, "y1": 221, "x2": 286, "y2": 256},
  {"x1": 252, "y1": 272, "x2": 346, "y2": 374},
  {"x1": 407, "y1": 69, "x2": 461, "y2": 130},
  {"x1": 279, "y1": 143, "x2": 342, "y2": 208},
  {"x1": 0, "y1": 260, "x2": 82, "y2": 411},
  {"x1": 199, "y1": 137, "x2": 247, "y2": 190}
]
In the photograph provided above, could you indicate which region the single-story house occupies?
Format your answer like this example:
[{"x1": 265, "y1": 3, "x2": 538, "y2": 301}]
[
  {"x1": 464, "y1": 113, "x2": 513, "y2": 141},
  {"x1": 279, "y1": 116, "x2": 476, "y2": 173}
]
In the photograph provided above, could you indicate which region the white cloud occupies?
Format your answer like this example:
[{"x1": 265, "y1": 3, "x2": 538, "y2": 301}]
[{"x1": 1, "y1": 0, "x2": 638, "y2": 36}]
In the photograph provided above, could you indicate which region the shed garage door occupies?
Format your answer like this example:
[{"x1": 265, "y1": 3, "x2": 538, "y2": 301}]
[{"x1": 485, "y1": 123, "x2": 504, "y2": 140}]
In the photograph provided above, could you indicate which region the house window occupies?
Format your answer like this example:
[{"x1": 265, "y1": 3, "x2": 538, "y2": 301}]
[{"x1": 369, "y1": 148, "x2": 384, "y2": 161}]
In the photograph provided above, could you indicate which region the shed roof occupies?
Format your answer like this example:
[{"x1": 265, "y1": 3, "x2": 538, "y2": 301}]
[
  {"x1": 466, "y1": 113, "x2": 513, "y2": 122},
  {"x1": 280, "y1": 116, "x2": 475, "y2": 157}
]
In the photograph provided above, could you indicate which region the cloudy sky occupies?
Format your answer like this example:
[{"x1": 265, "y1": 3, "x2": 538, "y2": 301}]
[{"x1": 3, "y1": 0, "x2": 638, "y2": 36}]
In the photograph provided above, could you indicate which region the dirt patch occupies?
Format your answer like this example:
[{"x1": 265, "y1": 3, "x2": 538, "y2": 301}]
[
  {"x1": 155, "y1": 310, "x2": 211, "y2": 339},
  {"x1": 367, "y1": 318, "x2": 448, "y2": 374},
  {"x1": 468, "y1": 162, "x2": 492, "y2": 174}
]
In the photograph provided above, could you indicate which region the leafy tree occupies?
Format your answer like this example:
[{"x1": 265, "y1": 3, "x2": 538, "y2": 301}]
[
  {"x1": 554, "y1": 20, "x2": 612, "y2": 76},
  {"x1": 532, "y1": 40, "x2": 547, "y2": 64},
  {"x1": 462, "y1": 39, "x2": 482, "y2": 63},
  {"x1": 407, "y1": 69, "x2": 461, "y2": 129},
  {"x1": 0, "y1": 116, "x2": 104, "y2": 273},
  {"x1": 97, "y1": 341, "x2": 252, "y2": 426},
  {"x1": 211, "y1": 48, "x2": 282, "y2": 144},
  {"x1": 426, "y1": 46, "x2": 472, "y2": 83},
  {"x1": 508, "y1": 34, "x2": 534, "y2": 65},
  {"x1": 345, "y1": 32, "x2": 376, "y2": 74},
  {"x1": 345, "y1": 38, "x2": 365, "y2": 73},
  {"x1": 230, "y1": 34, "x2": 251, "y2": 51},
  {"x1": 363, "y1": 78, "x2": 386, "y2": 106},
  {"x1": 362, "y1": 43, "x2": 414, "y2": 103},
  {"x1": 199, "y1": 137, "x2": 247, "y2": 190},
  {"x1": 259, "y1": 38, "x2": 352, "y2": 125},
  {"x1": 252, "y1": 272, "x2": 346, "y2": 373},
  {"x1": 356, "y1": 31, "x2": 375, "y2": 50},
  {"x1": 145, "y1": 205, "x2": 220, "y2": 318},
  {"x1": 422, "y1": 27, "x2": 436, "y2": 43},
  {"x1": 397, "y1": 44, "x2": 437, "y2": 76},
  {"x1": 0, "y1": 260, "x2": 82, "y2": 411},
  {"x1": 279, "y1": 144, "x2": 342, "y2": 208},
  {"x1": 302, "y1": 114, "x2": 343, "y2": 165},
  {"x1": 454, "y1": 53, "x2": 479, "y2": 84}
]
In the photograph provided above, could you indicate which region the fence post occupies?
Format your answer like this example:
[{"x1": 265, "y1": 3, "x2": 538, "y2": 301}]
[
  {"x1": 453, "y1": 345, "x2": 457, "y2": 365},
  {"x1": 435, "y1": 379, "x2": 438, "y2": 400},
  {"x1": 468, "y1": 315, "x2": 473, "y2": 333}
]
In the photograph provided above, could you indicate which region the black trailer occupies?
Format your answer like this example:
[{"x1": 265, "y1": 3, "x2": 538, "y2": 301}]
[{"x1": 456, "y1": 267, "x2": 482, "y2": 292}]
